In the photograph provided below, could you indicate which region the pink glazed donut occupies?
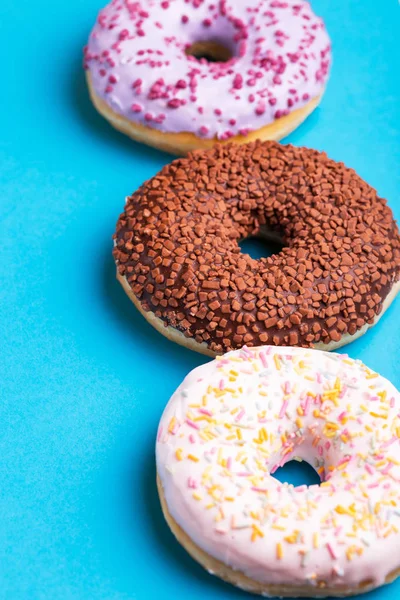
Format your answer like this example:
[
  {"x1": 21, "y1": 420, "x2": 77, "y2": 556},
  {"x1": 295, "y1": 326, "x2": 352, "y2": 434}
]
[
  {"x1": 84, "y1": 0, "x2": 331, "y2": 154},
  {"x1": 156, "y1": 346, "x2": 400, "y2": 597}
]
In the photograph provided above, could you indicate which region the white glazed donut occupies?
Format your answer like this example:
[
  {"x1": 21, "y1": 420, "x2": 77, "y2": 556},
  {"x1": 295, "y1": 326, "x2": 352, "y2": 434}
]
[{"x1": 156, "y1": 346, "x2": 400, "y2": 597}]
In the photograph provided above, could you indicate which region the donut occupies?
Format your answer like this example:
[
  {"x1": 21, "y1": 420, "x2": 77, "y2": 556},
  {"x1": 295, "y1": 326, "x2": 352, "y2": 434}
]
[
  {"x1": 156, "y1": 345, "x2": 400, "y2": 597},
  {"x1": 83, "y1": 0, "x2": 331, "y2": 155},
  {"x1": 113, "y1": 141, "x2": 400, "y2": 355}
]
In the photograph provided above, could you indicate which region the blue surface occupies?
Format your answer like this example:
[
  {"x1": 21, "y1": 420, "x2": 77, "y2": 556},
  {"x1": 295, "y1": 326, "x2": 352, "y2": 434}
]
[{"x1": 1, "y1": 0, "x2": 399, "y2": 598}]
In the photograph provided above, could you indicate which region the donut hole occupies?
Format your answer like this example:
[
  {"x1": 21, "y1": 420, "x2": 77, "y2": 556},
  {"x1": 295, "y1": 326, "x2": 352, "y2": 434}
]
[
  {"x1": 272, "y1": 459, "x2": 320, "y2": 488},
  {"x1": 239, "y1": 229, "x2": 284, "y2": 260},
  {"x1": 185, "y1": 40, "x2": 233, "y2": 63}
]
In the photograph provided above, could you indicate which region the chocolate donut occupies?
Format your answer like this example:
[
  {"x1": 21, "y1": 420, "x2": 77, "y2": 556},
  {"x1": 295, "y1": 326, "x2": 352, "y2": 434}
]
[{"x1": 113, "y1": 141, "x2": 400, "y2": 355}]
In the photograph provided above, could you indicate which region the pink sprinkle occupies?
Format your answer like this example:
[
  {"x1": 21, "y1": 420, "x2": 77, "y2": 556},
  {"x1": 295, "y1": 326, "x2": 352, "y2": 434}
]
[
  {"x1": 199, "y1": 408, "x2": 212, "y2": 416},
  {"x1": 318, "y1": 446, "x2": 323, "y2": 456},
  {"x1": 334, "y1": 526, "x2": 342, "y2": 537},
  {"x1": 157, "y1": 426, "x2": 163, "y2": 441},
  {"x1": 316, "y1": 372, "x2": 322, "y2": 383},
  {"x1": 241, "y1": 346, "x2": 253, "y2": 357},
  {"x1": 187, "y1": 477, "x2": 198, "y2": 489},
  {"x1": 233, "y1": 73, "x2": 243, "y2": 89},
  {"x1": 131, "y1": 103, "x2": 142, "y2": 112},
  {"x1": 390, "y1": 397, "x2": 395, "y2": 408},
  {"x1": 189, "y1": 434, "x2": 196, "y2": 444},
  {"x1": 227, "y1": 457, "x2": 232, "y2": 470},
  {"x1": 219, "y1": 379, "x2": 225, "y2": 390},
  {"x1": 235, "y1": 409, "x2": 245, "y2": 422},
  {"x1": 186, "y1": 419, "x2": 200, "y2": 430},
  {"x1": 284, "y1": 381, "x2": 291, "y2": 394},
  {"x1": 325, "y1": 441, "x2": 331, "y2": 450},
  {"x1": 326, "y1": 542, "x2": 337, "y2": 560},
  {"x1": 167, "y1": 98, "x2": 182, "y2": 109},
  {"x1": 119, "y1": 28, "x2": 129, "y2": 40},
  {"x1": 251, "y1": 487, "x2": 268, "y2": 493},
  {"x1": 279, "y1": 400, "x2": 289, "y2": 419},
  {"x1": 304, "y1": 396, "x2": 311, "y2": 416},
  {"x1": 279, "y1": 400, "x2": 288, "y2": 419},
  {"x1": 338, "y1": 411, "x2": 347, "y2": 421},
  {"x1": 181, "y1": 15, "x2": 189, "y2": 23},
  {"x1": 255, "y1": 102, "x2": 265, "y2": 116},
  {"x1": 260, "y1": 352, "x2": 268, "y2": 368},
  {"x1": 382, "y1": 464, "x2": 393, "y2": 475}
]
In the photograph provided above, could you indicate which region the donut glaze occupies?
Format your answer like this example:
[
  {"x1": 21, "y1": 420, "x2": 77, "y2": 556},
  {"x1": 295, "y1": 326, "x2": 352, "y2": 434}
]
[
  {"x1": 156, "y1": 346, "x2": 400, "y2": 595},
  {"x1": 84, "y1": 0, "x2": 331, "y2": 140},
  {"x1": 113, "y1": 141, "x2": 400, "y2": 355}
]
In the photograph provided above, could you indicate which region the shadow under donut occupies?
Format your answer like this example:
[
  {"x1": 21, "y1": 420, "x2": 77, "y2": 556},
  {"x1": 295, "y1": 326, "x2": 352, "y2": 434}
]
[{"x1": 101, "y1": 246, "x2": 204, "y2": 377}]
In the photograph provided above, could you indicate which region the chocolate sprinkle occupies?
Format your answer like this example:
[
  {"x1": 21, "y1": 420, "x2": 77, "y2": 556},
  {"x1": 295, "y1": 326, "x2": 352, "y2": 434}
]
[{"x1": 113, "y1": 141, "x2": 400, "y2": 353}]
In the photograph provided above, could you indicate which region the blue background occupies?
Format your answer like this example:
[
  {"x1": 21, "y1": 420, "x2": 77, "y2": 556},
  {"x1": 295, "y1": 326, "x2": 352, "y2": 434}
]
[{"x1": 1, "y1": 0, "x2": 399, "y2": 598}]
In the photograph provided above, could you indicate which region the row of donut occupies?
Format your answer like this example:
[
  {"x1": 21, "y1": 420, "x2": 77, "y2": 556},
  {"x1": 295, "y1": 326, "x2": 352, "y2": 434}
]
[
  {"x1": 113, "y1": 140, "x2": 400, "y2": 598},
  {"x1": 83, "y1": 1, "x2": 400, "y2": 597}
]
